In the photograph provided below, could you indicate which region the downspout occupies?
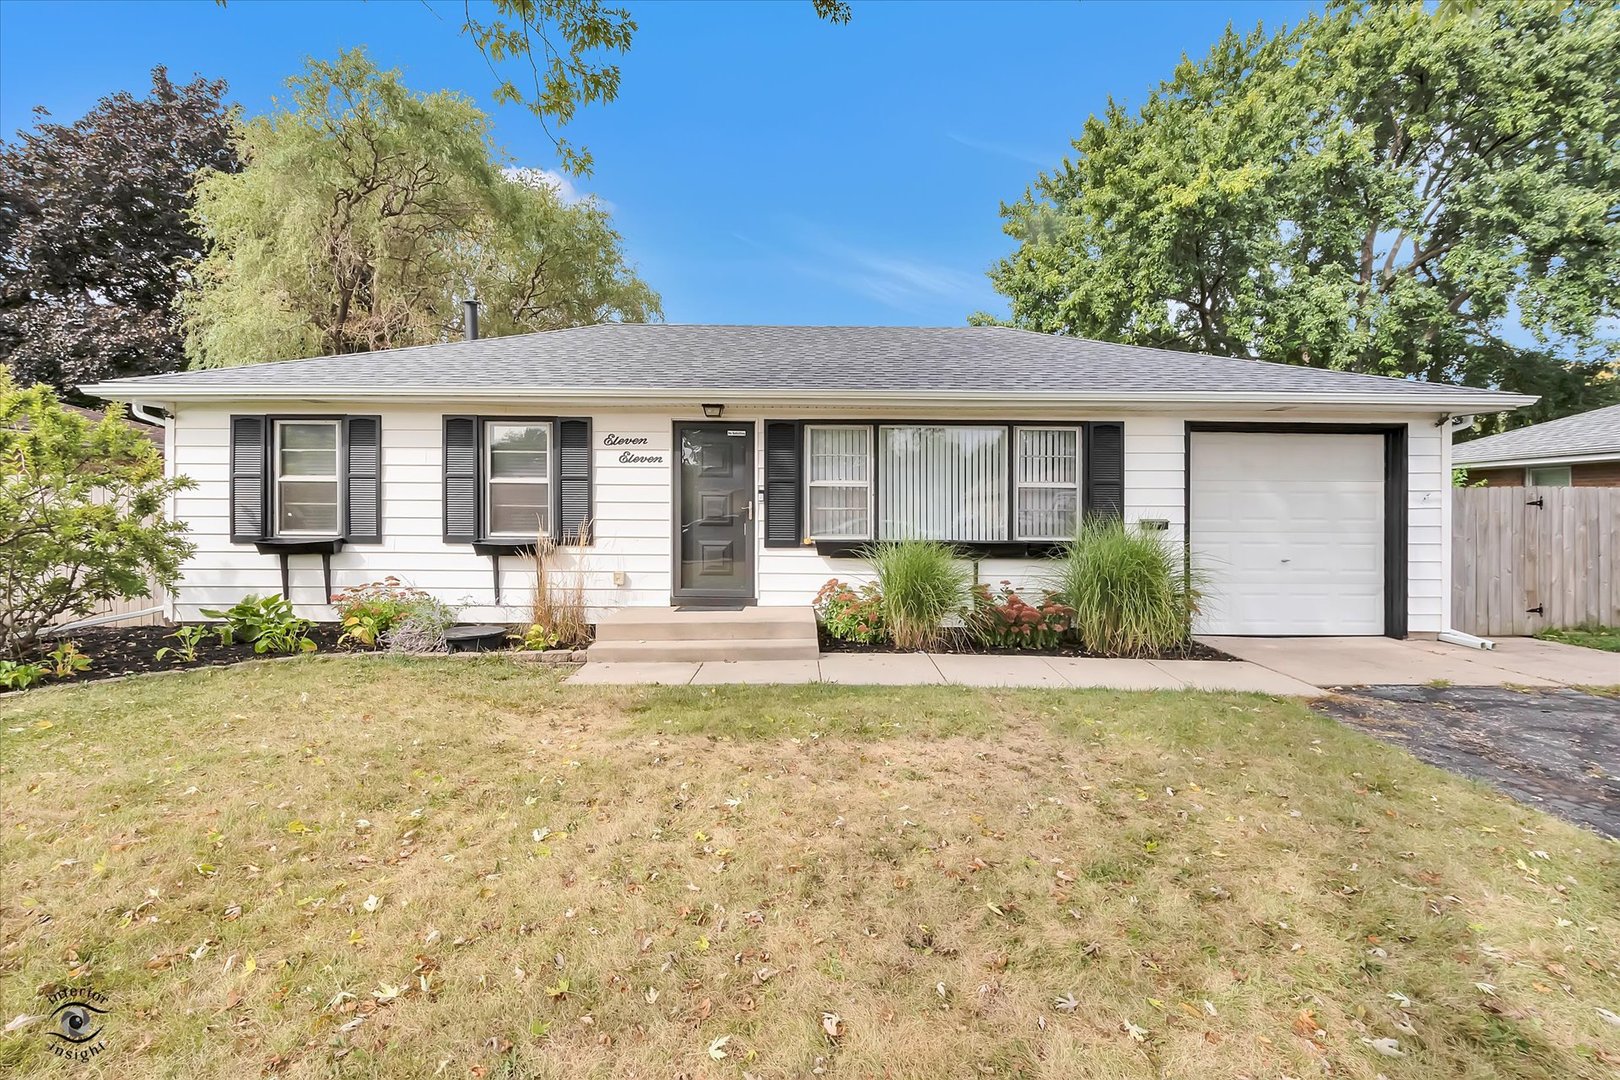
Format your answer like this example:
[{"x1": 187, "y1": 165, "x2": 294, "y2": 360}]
[{"x1": 1436, "y1": 412, "x2": 1495, "y2": 650}]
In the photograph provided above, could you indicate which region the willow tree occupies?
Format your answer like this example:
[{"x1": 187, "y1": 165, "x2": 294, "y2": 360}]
[
  {"x1": 983, "y1": 0, "x2": 1620, "y2": 426},
  {"x1": 182, "y1": 50, "x2": 659, "y2": 368}
]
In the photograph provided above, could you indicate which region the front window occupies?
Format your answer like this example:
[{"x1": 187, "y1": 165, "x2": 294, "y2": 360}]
[
  {"x1": 1015, "y1": 427, "x2": 1081, "y2": 540},
  {"x1": 879, "y1": 425, "x2": 1008, "y2": 541},
  {"x1": 485, "y1": 422, "x2": 551, "y2": 538},
  {"x1": 274, "y1": 420, "x2": 340, "y2": 536},
  {"x1": 803, "y1": 423, "x2": 1085, "y2": 543},
  {"x1": 805, "y1": 425, "x2": 872, "y2": 539},
  {"x1": 1526, "y1": 465, "x2": 1572, "y2": 487}
]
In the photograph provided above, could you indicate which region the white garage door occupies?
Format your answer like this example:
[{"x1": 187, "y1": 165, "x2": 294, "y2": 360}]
[{"x1": 1190, "y1": 431, "x2": 1384, "y2": 635}]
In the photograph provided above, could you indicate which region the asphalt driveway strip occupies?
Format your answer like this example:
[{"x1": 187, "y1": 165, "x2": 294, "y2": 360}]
[{"x1": 1314, "y1": 686, "x2": 1620, "y2": 839}]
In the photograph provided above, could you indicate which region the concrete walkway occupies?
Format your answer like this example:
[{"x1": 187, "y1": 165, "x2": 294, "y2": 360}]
[
  {"x1": 1201, "y1": 635, "x2": 1618, "y2": 688},
  {"x1": 564, "y1": 652, "x2": 1323, "y2": 695}
]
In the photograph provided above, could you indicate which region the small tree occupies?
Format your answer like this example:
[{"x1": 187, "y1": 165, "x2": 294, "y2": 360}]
[{"x1": 0, "y1": 374, "x2": 195, "y2": 656}]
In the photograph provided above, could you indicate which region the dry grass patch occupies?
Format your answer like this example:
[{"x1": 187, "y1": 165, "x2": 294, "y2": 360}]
[{"x1": 2, "y1": 659, "x2": 1618, "y2": 1079}]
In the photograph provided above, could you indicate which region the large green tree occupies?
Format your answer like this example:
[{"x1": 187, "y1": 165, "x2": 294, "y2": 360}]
[
  {"x1": 983, "y1": 0, "x2": 1620, "y2": 425},
  {"x1": 182, "y1": 50, "x2": 659, "y2": 368},
  {"x1": 215, "y1": 0, "x2": 851, "y2": 175},
  {"x1": 0, "y1": 69, "x2": 237, "y2": 394}
]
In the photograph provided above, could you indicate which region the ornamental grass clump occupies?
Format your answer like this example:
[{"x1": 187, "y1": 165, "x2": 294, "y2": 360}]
[
  {"x1": 864, "y1": 539, "x2": 970, "y2": 651},
  {"x1": 1052, "y1": 520, "x2": 1200, "y2": 657}
]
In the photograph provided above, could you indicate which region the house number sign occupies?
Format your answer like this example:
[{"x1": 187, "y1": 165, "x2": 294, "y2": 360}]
[{"x1": 601, "y1": 433, "x2": 664, "y2": 464}]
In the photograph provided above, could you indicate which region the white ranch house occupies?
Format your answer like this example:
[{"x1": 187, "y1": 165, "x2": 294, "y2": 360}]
[{"x1": 82, "y1": 323, "x2": 1533, "y2": 639}]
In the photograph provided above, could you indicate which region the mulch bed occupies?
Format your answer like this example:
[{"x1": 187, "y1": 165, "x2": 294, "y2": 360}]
[
  {"x1": 9, "y1": 624, "x2": 349, "y2": 693},
  {"x1": 817, "y1": 628, "x2": 1234, "y2": 661}
]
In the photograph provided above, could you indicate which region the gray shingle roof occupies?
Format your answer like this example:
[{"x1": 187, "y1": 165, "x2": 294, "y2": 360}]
[
  {"x1": 1453, "y1": 402, "x2": 1620, "y2": 466},
  {"x1": 81, "y1": 324, "x2": 1532, "y2": 408}
]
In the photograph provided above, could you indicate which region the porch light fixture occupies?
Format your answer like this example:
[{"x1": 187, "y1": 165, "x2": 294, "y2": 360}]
[{"x1": 702, "y1": 403, "x2": 724, "y2": 418}]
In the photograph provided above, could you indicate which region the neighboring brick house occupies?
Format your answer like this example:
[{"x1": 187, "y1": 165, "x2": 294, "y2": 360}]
[{"x1": 1454, "y1": 403, "x2": 1620, "y2": 487}]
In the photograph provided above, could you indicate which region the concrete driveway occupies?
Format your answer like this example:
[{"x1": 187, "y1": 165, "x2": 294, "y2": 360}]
[{"x1": 1200, "y1": 635, "x2": 1618, "y2": 688}]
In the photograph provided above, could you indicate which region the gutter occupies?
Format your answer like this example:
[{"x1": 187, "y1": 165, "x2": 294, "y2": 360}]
[
  {"x1": 80, "y1": 384, "x2": 1541, "y2": 412},
  {"x1": 1453, "y1": 451, "x2": 1620, "y2": 470}
]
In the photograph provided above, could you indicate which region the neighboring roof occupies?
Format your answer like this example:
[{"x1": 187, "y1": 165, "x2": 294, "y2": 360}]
[
  {"x1": 80, "y1": 324, "x2": 1536, "y2": 410},
  {"x1": 1453, "y1": 402, "x2": 1620, "y2": 467}
]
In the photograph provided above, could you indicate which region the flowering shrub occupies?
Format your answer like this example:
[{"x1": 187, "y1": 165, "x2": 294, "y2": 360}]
[
  {"x1": 970, "y1": 581, "x2": 1073, "y2": 649},
  {"x1": 813, "y1": 579, "x2": 886, "y2": 644},
  {"x1": 331, "y1": 577, "x2": 430, "y2": 648}
]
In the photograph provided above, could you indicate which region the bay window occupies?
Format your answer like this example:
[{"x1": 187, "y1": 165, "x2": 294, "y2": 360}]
[{"x1": 802, "y1": 422, "x2": 1084, "y2": 543}]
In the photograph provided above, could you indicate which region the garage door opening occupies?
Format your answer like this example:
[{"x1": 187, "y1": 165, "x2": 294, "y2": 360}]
[{"x1": 1188, "y1": 424, "x2": 1407, "y2": 637}]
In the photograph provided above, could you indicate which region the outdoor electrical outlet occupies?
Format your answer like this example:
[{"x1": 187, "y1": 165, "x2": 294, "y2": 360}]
[{"x1": 613, "y1": 570, "x2": 627, "y2": 586}]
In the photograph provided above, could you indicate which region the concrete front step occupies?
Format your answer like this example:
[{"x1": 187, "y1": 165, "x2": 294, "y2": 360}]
[
  {"x1": 586, "y1": 638, "x2": 821, "y2": 663},
  {"x1": 594, "y1": 606, "x2": 817, "y2": 643}
]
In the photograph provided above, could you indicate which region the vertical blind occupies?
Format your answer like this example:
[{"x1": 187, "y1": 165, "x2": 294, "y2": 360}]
[
  {"x1": 1015, "y1": 427, "x2": 1080, "y2": 540},
  {"x1": 806, "y1": 425, "x2": 871, "y2": 538},
  {"x1": 804, "y1": 423, "x2": 1087, "y2": 543},
  {"x1": 879, "y1": 425, "x2": 1008, "y2": 542}
]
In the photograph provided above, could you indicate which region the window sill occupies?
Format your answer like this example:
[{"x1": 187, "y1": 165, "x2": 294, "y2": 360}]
[
  {"x1": 472, "y1": 541, "x2": 538, "y2": 557},
  {"x1": 810, "y1": 540, "x2": 1067, "y2": 559},
  {"x1": 253, "y1": 538, "x2": 346, "y2": 556}
]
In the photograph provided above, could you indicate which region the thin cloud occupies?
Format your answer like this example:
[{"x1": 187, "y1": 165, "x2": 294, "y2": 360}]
[
  {"x1": 786, "y1": 229, "x2": 987, "y2": 312},
  {"x1": 945, "y1": 131, "x2": 1052, "y2": 167}
]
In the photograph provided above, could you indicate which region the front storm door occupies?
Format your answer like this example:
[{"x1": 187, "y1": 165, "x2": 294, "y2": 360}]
[{"x1": 674, "y1": 423, "x2": 755, "y2": 603}]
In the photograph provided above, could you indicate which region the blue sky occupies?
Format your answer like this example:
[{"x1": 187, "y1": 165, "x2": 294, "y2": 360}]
[{"x1": 0, "y1": 0, "x2": 1318, "y2": 326}]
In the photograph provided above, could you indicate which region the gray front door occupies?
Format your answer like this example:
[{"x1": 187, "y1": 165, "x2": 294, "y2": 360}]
[{"x1": 673, "y1": 423, "x2": 755, "y2": 604}]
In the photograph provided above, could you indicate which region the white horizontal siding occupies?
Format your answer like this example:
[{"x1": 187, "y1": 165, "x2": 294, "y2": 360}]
[{"x1": 166, "y1": 403, "x2": 1452, "y2": 634}]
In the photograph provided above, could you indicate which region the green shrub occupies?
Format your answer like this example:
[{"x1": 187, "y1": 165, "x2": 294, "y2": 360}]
[
  {"x1": 200, "y1": 594, "x2": 316, "y2": 654},
  {"x1": 331, "y1": 577, "x2": 428, "y2": 648},
  {"x1": 155, "y1": 625, "x2": 208, "y2": 664},
  {"x1": 864, "y1": 540, "x2": 970, "y2": 651},
  {"x1": 813, "y1": 579, "x2": 886, "y2": 644},
  {"x1": 970, "y1": 582, "x2": 1073, "y2": 650},
  {"x1": 45, "y1": 640, "x2": 91, "y2": 678},
  {"x1": 0, "y1": 375, "x2": 195, "y2": 657},
  {"x1": 0, "y1": 660, "x2": 47, "y2": 691},
  {"x1": 1051, "y1": 520, "x2": 1200, "y2": 657}
]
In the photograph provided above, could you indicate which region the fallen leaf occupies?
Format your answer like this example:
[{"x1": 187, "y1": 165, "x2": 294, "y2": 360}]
[
  {"x1": 1596, "y1": 1007, "x2": 1620, "y2": 1027},
  {"x1": 1362, "y1": 1037, "x2": 1404, "y2": 1058},
  {"x1": 707, "y1": 1034, "x2": 731, "y2": 1060},
  {"x1": 822, "y1": 1012, "x2": 844, "y2": 1039}
]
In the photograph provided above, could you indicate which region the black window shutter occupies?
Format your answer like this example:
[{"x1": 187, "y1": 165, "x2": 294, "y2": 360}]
[
  {"x1": 443, "y1": 416, "x2": 479, "y2": 543},
  {"x1": 763, "y1": 421, "x2": 803, "y2": 547},
  {"x1": 345, "y1": 416, "x2": 382, "y2": 543},
  {"x1": 229, "y1": 415, "x2": 268, "y2": 542},
  {"x1": 1083, "y1": 421, "x2": 1125, "y2": 521},
  {"x1": 556, "y1": 418, "x2": 592, "y2": 543}
]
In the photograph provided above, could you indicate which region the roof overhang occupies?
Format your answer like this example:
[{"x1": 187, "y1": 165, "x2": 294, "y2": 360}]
[
  {"x1": 1453, "y1": 450, "x2": 1620, "y2": 470},
  {"x1": 79, "y1": 382, "x2": 1540, "y2": 413}
]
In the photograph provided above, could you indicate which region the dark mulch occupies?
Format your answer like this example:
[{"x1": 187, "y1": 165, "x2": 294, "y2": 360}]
[
  {"x1": 7, "y1": 624, "x2": 349, "y2": 694},
  {"x1": 816, "y1": 628, "x2": 1234, "y2": 661}
]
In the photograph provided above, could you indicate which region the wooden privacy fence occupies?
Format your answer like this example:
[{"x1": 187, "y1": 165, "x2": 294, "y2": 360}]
[{"x1": 1451, "y1": 486, "x2": 1619, "y2": 637}]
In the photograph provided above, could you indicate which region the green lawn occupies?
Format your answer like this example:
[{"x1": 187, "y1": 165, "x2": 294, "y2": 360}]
[
  {"x1": 1535, "y1": 625, "x2": 1620, "y2": 653},
  {"x1": 3, "y1": 658, "x2": 1618, "y2": 1079}
]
